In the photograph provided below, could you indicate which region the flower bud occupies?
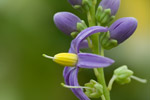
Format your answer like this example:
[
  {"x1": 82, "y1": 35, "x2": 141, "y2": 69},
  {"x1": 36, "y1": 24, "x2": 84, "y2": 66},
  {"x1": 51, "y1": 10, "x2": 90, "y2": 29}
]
[
  {"x1": 68, "y1": 0, "x2": 82, "y2": 6},
  {"x1": 114, "y1": 65, "x2": 133, "y2": 85},
  {"x1": 84, "y1": 80, "x2": 103, "y2": 98},
  {"x1": 109, "y1": 17, "x2": 138, "y2": 44},
  {"x1": 99, "y1": 0, "x2": 120, "y2": 15},
  {"x1": 54, "y1": 12, "x2": 81, "y2": 35}
]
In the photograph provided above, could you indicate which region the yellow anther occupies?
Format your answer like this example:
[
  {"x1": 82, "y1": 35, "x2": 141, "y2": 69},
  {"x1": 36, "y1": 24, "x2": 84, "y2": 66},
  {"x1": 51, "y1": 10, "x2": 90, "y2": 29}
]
[
  {"x1": 43, "y1": 53, "x2": 78, "y2": 67},
  {"x1": 53, "y1": 53, "x2": 78, "y2": 67}
]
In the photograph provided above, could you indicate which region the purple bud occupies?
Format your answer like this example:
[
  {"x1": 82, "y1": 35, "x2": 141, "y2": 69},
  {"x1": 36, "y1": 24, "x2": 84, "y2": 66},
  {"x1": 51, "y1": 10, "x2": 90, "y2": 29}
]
[
  {"x1": 54, "y1": 12, "x2": 81, "y2": 35},
  {"x1": 99, "y1": 0, "x2": 120, "y2": 15},
  {"x1": 68, "y1": 0, "x2": 82, "y2": 6},
  {"x1": 109, "y1": 17, "x2": 138, "y2": 44}
]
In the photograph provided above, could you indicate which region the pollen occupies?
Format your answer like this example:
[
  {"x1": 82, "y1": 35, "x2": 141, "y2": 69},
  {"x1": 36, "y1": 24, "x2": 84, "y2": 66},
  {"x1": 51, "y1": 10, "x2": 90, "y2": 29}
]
[{"x1": 53, "y1": 53, "x2": 78, "y2": 67}]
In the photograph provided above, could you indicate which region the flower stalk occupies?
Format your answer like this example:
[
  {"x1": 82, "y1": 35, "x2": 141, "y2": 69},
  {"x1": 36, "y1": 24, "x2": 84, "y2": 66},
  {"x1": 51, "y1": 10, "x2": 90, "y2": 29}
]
[
  {"x1": 108, "y1": 75, "x2": 116, "y2": 91},
  {"x1": 108, "y1": 66, "x2": 147, "y2": 91},
  {"x1": 87, "y1": 1, "x2": 110, "y2": 100}
]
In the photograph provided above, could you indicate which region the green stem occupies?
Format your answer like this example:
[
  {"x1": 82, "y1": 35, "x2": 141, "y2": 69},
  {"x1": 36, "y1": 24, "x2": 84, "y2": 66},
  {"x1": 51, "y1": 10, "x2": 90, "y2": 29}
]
[
  {"x1": 108, "y1": 75, "x2": 116, "y2": 91},
  {"x1": 92, "y1": 39, "x2": 110, "y2": 100},
  {"x1": 87, "y1": 5, "x2": 99, "y2": 53},
  {"x1": 100, "y1": 47, "x2": 104, "y2": 56},
  {"x1": 87, "y1": 3, "x2": 110, "y2": 100},
  {"x1": 97, "y1": 65, "x2": 110, "y2": 100},
  {"x1": 101, "y1": 95, "x2": 106, "y2": 100}
]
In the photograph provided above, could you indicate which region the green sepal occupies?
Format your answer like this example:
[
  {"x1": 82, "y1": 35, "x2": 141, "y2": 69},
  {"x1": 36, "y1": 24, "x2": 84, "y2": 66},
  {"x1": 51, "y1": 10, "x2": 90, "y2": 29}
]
[
  {"x1": 73, "y1": 5, "x2": 82, "y2": 9},
  {"x1": 77, "y1": 23, "x2": 85, "y2": 32},
  {"x1": 77, "y1": 20, "x2": 87, "y2": 32},
  {"x1": 116, "y1": 78, "x2": 131, "y2": 85},
  {"x1": 114, "y1": 65, "x2": 134, "y2": 85},
  {"x1": 100, "y1": 32, "x2": 118, "y2": 50},
  {"x1": 92, "y1": 0, "x2": 97, "y2": 5},
  {"x1": 71, "y1": 20, "x2": 87, "y2": 38},
  {"x1": 84, "y1": 80, "x2": 103, "y2": 98},
  {"x1": 71, "y1": 0, "x2": 94, "y2": 12},
  {"x1": 95, "y1": 6, "x2": 103, "y2": 22},
  {"x1": 110, "y1": 16, "x2": 115, "y2": 22},
  {"x1": 82, "y1": 0, "x2": 91, "y2": 11},
  {"x1": 82, "y1": 0, "x2": 97, "y2": 12},
  {"x1": 71, "y1": 32, "x2": 78, "y2": 38},
  {"x1": 96, "y1": 6, "x2": 115, "y2": 26}
]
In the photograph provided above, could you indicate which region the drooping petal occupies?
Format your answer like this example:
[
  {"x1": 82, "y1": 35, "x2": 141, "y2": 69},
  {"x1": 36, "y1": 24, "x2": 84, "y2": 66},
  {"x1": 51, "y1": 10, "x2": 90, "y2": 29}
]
[
  {"x1": 63, "y1": 67, "x2": 90, "y2": 100},
  {"x1": 71, "y1": 26, "x2": 108, "y2": 53},
  {"x1": 54, "y1": 12, "x2": 81, "y2": 35},
  {"x1": 63, "y1": 67, "x2": 75, "y2": 85},
  {"x1": 68, "y1": 0, "x2": 82, "y2": 6},
  {"x1": 77, "y1": 53, "x2": 114, "y2": 68},
  {"x1": 99, "y1": 0, "x2": 120, "y2": 15},
  {"x1": 69, "y1": 68, "x2": 90, "y2": 100},
  {"x1": 109, "y1": 17, "x2": 137, "y2": 44}
]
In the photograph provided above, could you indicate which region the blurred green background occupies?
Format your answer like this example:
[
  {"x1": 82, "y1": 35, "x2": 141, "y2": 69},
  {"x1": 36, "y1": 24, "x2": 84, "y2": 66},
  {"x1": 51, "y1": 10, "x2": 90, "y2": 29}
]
[{"x1": 0, "y1": 0, "x2": 149, "y2": 100}]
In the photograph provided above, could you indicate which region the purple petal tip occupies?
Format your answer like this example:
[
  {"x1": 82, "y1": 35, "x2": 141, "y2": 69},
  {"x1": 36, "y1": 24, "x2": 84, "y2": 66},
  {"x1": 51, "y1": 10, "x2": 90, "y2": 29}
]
[{"x1": 77, "y1": 53, "x2": 115, "y2": 68}]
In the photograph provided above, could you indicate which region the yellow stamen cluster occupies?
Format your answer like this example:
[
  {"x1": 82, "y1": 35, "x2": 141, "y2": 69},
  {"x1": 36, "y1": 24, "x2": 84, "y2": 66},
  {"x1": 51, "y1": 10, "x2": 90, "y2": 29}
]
[{"x1": 43, "y1": 53, "x2": 78, "y2": 67}]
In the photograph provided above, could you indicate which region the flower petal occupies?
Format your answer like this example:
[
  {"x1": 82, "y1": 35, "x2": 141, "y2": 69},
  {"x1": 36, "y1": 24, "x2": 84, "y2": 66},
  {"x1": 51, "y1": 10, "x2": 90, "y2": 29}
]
[
  {"x1": 71, "y1": 26, "x2": 108, "y2": 53},
  {"x1": 63, "y1": 67, "x2": 74, "y2": 84},
  {"x1": 77, "y1": 53, "x2": 114, "y2": 68},
  {"x1": 69, "y1": 68, "x2": 90, "y2": 100}
]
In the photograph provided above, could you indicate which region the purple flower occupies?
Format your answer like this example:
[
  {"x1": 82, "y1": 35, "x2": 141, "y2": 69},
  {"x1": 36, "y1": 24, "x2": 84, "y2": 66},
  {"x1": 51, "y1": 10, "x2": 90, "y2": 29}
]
[
  {"x1": 63, "y1": 26, "x2": 115, "y2": 100},
  {"x1": 109, "y1": 17, "x2": 138, "y2": 44},
  {"x1": 99, "y1": 0, "x2": 120, "y2": 15},
  {"x1": 68, "y1": 0, "x2": 82, "y2": 6},
  {"x1": 54, "y1": 12, "x2": 81, "y2": 35}
]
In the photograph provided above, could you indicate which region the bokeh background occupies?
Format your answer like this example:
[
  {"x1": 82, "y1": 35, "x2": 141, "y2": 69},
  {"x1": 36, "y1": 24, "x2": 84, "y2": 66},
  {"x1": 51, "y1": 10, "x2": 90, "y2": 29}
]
[{"x1": 0, "y1": 0, "x2": 149, "y2": 100}]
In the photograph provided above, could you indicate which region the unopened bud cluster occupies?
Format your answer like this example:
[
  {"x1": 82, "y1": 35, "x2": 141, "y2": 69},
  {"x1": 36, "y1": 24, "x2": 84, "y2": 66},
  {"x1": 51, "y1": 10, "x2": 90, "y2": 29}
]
[
  {"x1": 84, "y1": 80, "x2": 103, "y2": 98},
  {"x1": 114, "y1": 65, "x2": 133, "y2": 84}
]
